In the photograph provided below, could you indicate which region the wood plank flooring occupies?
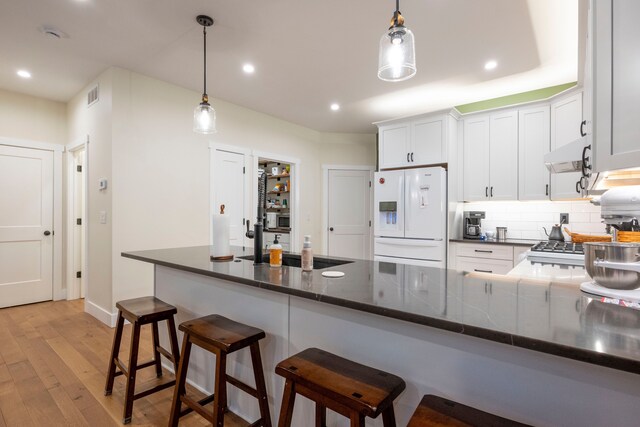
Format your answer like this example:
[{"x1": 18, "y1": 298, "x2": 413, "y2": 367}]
[{"x1": 0, "y1": 300, "x2": 249, "y2": 426}]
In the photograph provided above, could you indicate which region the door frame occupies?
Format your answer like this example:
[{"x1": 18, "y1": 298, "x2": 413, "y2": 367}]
[
  {"x1": 209, "y1": 143, "x2": 252, "y2": 248},
  {"x1": 252, "y1": 150, "x2": 301, "y2": 252},
  {"x1": 322, "y1": 165, "x2": 375, "y2": 258},
  {"x1": 66, "y1": 136, "x2": 89, "y2": 300},
  {"x1": 0, "y1": 136, "x2": 64, "y2": 300}
]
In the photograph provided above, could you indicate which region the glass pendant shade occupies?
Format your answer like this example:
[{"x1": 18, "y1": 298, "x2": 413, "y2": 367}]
[
  {"x1": 378, "y1": 25, "x2": 416, "y2": 82},
  {"x1": 193, "y1": 100, "x2": 217, "y2": 134}
]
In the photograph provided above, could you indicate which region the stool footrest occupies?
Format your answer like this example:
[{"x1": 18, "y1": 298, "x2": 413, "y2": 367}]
[
  {"x1": 248, "y1": 419, "x2": 267, "y2": 427},
  {"x1": 113, "y1": 358, "x2": 160, "y2": 378},
  {"x1": 226, "y1": 374, "x2": 259, "y2": 398},
  {"x1": 181, "y1": 394, "x2": 215, "y2": 423},
  {"x1": 156, "y1": 345, "x2": 175, "y2": 363},
  {"x1": 133, "y1": 379, "x2": 176, "y2": 401}
]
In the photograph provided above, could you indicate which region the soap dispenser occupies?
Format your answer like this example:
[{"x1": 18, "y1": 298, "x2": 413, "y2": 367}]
[
  {"x1": 302, "y1": 235, "x2": 313, "y2": 271},
  {"x1": 270, "y1": 234, "x2": 283, "y2": 268}
]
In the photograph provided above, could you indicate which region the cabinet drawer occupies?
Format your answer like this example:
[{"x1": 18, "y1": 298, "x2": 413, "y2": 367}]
[
  {"x1": 456, "y1": 257, "x2": 514, "y2": 275},
  {"x1": 456, "y1": 243, "x2": 513, "y2": 260}
]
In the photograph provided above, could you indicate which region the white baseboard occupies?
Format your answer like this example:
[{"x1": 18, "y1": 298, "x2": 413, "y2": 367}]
[{"x1": 85, "y1": 299, "x2": 118, "y2": 327}]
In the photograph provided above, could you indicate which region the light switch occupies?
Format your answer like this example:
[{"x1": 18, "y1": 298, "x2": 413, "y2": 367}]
[{"x1": 99, "y1": 211, "x2": 107, "y2": 224}]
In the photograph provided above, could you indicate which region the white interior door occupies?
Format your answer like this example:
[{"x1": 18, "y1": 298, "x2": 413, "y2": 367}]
[
  {"x1": 0, "y1": 145, "x2": 54, "y2": 308},
  {"x1": 328, "y1": 169, "x2": 371, "y2": 260},
  {"x1": 213, "y1": 150, "x2": 245, "y2": 246}
]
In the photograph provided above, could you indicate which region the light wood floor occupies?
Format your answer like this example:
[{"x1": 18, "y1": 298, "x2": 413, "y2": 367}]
[{"x1": 0, "y1": 299, "x2": 249, "y2": 426}]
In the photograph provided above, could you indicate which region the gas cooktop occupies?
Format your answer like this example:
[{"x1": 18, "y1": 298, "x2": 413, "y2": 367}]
[
  {"x1": 527, "y1": 241, "x2": 585, "y2": 266},
  {"x1": 531, "y1": 241, "x2": 584, "y2": 255}
]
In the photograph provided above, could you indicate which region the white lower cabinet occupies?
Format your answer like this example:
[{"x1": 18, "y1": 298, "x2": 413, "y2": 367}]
[
  {"x1": 517, "y1": 279, "x2": 550, "y2": 336},
  {"x1": 453, "y1": 242, "x2": 516, "y2": 275}
]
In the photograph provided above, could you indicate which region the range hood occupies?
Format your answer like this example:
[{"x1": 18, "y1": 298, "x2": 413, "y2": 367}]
[{"x1": 543, "y1": 136, "x2": 589, "y2": 173}]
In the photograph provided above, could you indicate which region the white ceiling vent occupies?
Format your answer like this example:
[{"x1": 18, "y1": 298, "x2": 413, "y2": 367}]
[{"x1": 87, "y1": 85, "x2": 99, "y2": 107}]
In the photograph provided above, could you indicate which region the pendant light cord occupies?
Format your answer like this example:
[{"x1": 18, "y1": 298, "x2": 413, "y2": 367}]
[
  {"x1": 394, "y1": 0, "x2": 400, "y2": 26},
  {"x1": 203, "y1": 26, "x2": 207, "y2": 99}
]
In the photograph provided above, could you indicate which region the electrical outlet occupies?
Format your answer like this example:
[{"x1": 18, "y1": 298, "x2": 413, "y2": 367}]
[{"x1": 560, "y1": 213, "x2": 569, "y2": 224}]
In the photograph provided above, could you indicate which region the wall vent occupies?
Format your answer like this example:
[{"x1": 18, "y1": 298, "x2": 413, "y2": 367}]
[{"x1": 87, "y1": 85, "x2": 99, "y2": 107}]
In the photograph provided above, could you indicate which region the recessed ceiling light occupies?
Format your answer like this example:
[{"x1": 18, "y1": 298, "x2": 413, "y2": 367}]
[
  {"x1": 242, "y1": 64, "x2": 255, "y2": 74},
  {"x1": 484, "y1": 60, "x2": 498, "y2": 70},
  {"x1": 17, "y1": 70, "x2": 32, "y2": 79},
  {"x1": 330, "y1": 103, "x2": 340, "y2": 111}
]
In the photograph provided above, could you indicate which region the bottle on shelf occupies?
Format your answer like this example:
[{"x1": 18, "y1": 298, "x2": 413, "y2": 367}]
[
  {"x1": 270, "y1": 234, "x2": 283, "y2": 268},
  {"x1": 302, "y1": 235, "x2": 313, "y2": 271}
]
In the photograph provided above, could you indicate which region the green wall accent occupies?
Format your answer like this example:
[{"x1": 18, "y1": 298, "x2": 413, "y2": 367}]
[{"x1": 455, "y1": 82, "x2": 578, "y2": 114}]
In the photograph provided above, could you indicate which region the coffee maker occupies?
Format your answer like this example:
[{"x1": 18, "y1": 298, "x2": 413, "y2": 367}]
[{"x1": 463, "y1": 211, "x2": 485, "y2": 239}]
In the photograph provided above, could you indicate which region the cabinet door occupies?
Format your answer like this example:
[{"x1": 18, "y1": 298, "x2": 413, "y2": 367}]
[
  {"x1": 463, "y1": 116, "x2": 490, "y2": 201},
  {"x1": 411, "y1": 116, "x2": 445, "y2": 166},
  {"x1": 594, "y1": 0, "x2": 640, "y2": 172},
  {"x1": 550, "y1": 93, "x2": 584, "y2": 199},
  {"x1": 489, "y1": 111, "x2": 519, "y2": 200},
  {"x1": 518, "y1": 106, "x2": 550, "y2": 200},
  {"x1": 379, "y1": 123, "x2": 410, "y2": 169}
]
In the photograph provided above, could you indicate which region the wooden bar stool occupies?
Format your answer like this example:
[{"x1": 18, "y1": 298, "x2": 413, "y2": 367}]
[
  {"x1": 408, "y1": 395, "x2": 530, "y2": 427},
  {"x1": 275, "y1": 348, "x2": 406, "y2": 427},
  {"x1": 104, "y1": 296, "x2": 181, "y2": 424},
  {"x1": 168, "y1": 314, "x2": 271, "y2": 427}
]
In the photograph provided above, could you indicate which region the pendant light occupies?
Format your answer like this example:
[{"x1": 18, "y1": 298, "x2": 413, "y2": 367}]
[
  {"x1": 378, "y1": 0, "x2": 416, "y2": 82},
  {"x1": 193, "y1": 15, "x2": 217, "y2": 134}
]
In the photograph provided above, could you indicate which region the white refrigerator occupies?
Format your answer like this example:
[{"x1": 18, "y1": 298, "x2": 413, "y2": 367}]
[{"x1": 374, "y1": 166, "x2": 447, "y2": 268}]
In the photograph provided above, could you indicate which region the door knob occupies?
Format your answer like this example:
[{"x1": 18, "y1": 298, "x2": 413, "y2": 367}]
[
  {"x1": 329, "y1": 227, "x2": 334, "y2": 231},
  {"x1": 44, "y1": 230, "x2": 51, "y2": 236}
]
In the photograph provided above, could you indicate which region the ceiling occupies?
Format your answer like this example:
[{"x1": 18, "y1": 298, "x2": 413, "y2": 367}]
[{"x1": 0, "y1": 0, "x2": 579, "y2": 133}]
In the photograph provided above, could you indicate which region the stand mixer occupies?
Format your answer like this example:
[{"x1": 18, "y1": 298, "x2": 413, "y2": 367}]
[{"x1": 580, "y1": 186, "x2": 640, "y2": 302}]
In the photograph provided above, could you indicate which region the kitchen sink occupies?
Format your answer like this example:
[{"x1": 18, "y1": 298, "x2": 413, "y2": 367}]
[{"x1": 239, "y1": 253, "x2": 353, "y2": 270}]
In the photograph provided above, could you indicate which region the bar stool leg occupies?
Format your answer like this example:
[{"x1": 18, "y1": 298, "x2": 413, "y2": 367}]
[
  {"x1": 167, "y1": 316, "x2": 181, "y2": 372},
  {"x1": 169, "y1": 333, "x2": 192, "y2": 427},
  {"x1": 212, "y1": 349, "x2": 227, "y2": 427},
  {"x1": 315, "y1": 404, "x2": 326, "y2": 427},
  {"x1": 151, "y1": 321, "x2": 163, "y2": 378},
  {"x1": 104, "y1": 311, "x2": 125, "y2": 396},
  {"x1": 349, "y1": 412, "x2": 365, "y2": 427},
  {"x1": 381, "y1": 406, "x2": 397, "y2": 427},
  {"x1": 250, "y1": 342, "x2": 272, "y2": 427},
  {"x1": 123, "y1": 322, "x2": 141, "y2": 424},
  {"x1": 277, "y1": 379, "x2": 296, "y2": 427}
]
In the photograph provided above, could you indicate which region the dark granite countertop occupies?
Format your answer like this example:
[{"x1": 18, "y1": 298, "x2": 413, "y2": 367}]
[
  {"x1": 450, "y1": 238, "x2": 537, "y2": 247},
  {"x1": 122, "y1": 245, "x2": 640, "y2": 375}
]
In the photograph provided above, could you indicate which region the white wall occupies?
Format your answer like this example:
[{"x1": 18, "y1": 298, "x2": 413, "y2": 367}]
[
  {"x1": 67, "y1": 69, "x2": 114, "y2": 316},
  {"x1": 0, "y1": 88, "x2": 66, "y2": 145},
  {"x1": 463, "y1": 200, "x2": 605, "y2": 240},
  {"x1": 97, "y1": 68, "x2": 376, "y2": 312}
]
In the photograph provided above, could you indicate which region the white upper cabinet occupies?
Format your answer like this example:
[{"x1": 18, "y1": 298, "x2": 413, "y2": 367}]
[
  {"x1": 463, "y1": 111, "x2": 518, "y2": 201},
  {"x1": 378, "y1": 114, "x2": 452, "y2": 169},
  {"x1": 550, "y1": 92, "x2": 584, "y2": 199},
  {"x1": 489, "y1": 111, "x2": 518, "y2": 200},
  {"x1": 412, "y1": 116, "x2": 445, "y2": 167},
  {"x1": 379, "y1": 123, "x2": 411, "y2": 169},
  {"x1": 519, "y1": 105, "x2": 551, "y2": 200},
  {"x1": 593, "y1": 0, "x2": 640, "y2": 173},
  {"x1": 463, "y1": 115, "x2": 491, "y2": 201}
]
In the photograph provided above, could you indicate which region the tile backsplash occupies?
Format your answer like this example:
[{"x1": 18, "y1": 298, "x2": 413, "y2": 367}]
[{"x1": 463, "y1": 200, "x2": 607, "y2": 240}]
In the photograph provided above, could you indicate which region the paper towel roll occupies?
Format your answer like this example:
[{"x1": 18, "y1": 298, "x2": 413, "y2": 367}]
[{"x1": 211, "y1": 205, "x2": 231, "y2": 259}]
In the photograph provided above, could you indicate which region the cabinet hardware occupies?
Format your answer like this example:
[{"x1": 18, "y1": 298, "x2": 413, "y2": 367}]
[
  {"x1": 545, "y1": 290, "x2": 549, "y2": 302},
  {"x1": 576, "y1": 180, "x2": 581, "y2": 194},
  {"x1": 484, "y1": 282, "x2": 488, "y2": 292},
  {"x1": 44, "y1": 230, "x2": 51, "y2": 236},
  {"x1": 407, "y1": 153, "x2": 410, "y2": 162},
  {"x1": 581, "y1": 144, "x2": 592, "y2": 177},
  {"x1": 575, "y1": 299, "x2": 580, "y2": 312},
  {"x1": 411, "y1": 152, "x2": 414, "y2": 162},
  {"x1": 580, "y1": 120, "x2": 587, "y2": 137},
  {"x1": 474, "y1": 250, "x2": 493, "y2": 253},
  {"x1": 545, "y1": 184, "x2": 549, "y2": 196},
  {"x1": 490, "y1": 187, "x2": 494, "y2": 197},
  {"x1": 489, "y1": 283, "x2": 493, "y2": 294},
  {"x1": 485, "y1": 187, "x2": 488, "y2": 197},
  {"x1": 477, "y1": 270, "x2": 493, "y2": 274}
]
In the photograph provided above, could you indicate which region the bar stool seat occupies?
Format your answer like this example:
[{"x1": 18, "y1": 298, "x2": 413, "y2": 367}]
[
  {"x1": 408, "y1": 395, "x2": 530, "y2": 427},
  {"x1": 169, "y1": 314, "x2": 271, "y2": 427},
  {"x1": 276, "y1": 348, "x2": 406, "y2": 426},
  {"x1": 104, "y1": 296, "x2": 181, "y2": 424}
]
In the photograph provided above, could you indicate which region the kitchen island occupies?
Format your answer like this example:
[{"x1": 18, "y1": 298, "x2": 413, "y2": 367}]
[{"x1": 122, "y1": 246, "x2": 640, "y2": 426}]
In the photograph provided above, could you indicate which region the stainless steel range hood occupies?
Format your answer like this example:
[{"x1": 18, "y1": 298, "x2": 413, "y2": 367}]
[{"x1": 543, "y1": 136, "x2": 589, "y2": 173}]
